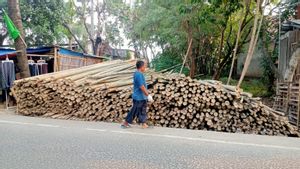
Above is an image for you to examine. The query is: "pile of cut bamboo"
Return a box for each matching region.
[12,60,299,137]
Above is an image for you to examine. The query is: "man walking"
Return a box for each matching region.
[122,60,153,129]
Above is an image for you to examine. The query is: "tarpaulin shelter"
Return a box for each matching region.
[0,46,109,108]
[0,46,109,73]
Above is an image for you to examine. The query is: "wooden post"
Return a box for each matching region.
[273,81,279,110]
[286,82,291,114]
[297,79,300,129]
[54,46,58,72]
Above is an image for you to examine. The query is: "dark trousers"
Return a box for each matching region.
[125,99,147,124]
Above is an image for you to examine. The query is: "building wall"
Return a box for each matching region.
[237,41,264,78]
[278,30,300,82]
[111,49,135,60]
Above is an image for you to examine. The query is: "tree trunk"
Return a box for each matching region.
[143,45,150,64]
[227,5,248,85]
[212,25,227,80]
[133,40,139,58]
[63,22,87,53]
[214,51,233,80]
[189,40,196,78]
[149,44,156,58]
[180,39,193,74]
[7,0,30,78]
[213,27,226,80]
[189,54,196,78]
[186,21,195,78]
[95,35,102,56]
[68,37,72,50]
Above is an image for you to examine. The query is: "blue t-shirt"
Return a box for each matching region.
[132,71,147,100]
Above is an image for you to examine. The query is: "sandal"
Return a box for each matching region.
[121,124,131,129]
[141,123,153,129]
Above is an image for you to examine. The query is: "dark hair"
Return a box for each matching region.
[136,60,145,69]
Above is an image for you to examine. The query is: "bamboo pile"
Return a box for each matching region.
[12,60,300,137]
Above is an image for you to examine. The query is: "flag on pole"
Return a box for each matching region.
[2,10,20,40]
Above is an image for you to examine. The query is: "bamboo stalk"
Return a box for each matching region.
[11,60,300,137]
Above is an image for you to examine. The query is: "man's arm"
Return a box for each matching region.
[136,73,149,96]
[140,85,149,96]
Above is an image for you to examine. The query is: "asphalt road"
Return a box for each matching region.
[1,110,300,169]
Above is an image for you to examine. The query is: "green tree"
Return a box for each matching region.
[120,0,252,79]
[0,0,8,45]
[20,0,66,46]
[8,0,30,78]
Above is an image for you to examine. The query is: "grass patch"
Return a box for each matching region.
[219,77,270,97]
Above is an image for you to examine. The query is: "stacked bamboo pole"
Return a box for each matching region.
[12,60,300,137]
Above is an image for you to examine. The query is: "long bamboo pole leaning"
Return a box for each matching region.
[237,0,263,88]
[180,39,193,74]
[14,60,123,84]
[227,6,245,85]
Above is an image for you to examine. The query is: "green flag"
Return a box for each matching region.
[2,10,20,40]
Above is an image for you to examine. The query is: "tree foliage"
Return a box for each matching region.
[0,0,9,45]
[0,0,283,84]
[1,0,126,53]
[119,0,255,79]
[20,0,66,46]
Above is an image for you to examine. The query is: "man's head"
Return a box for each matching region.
[136,60,147,72]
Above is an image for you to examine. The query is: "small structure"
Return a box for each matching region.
[0,46,109,73]
[274,19,300,128]
[0,46,109,108]
[109,49,135,60]
[97,42,135,60]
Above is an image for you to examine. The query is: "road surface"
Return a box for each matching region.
[0,110,300,169]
